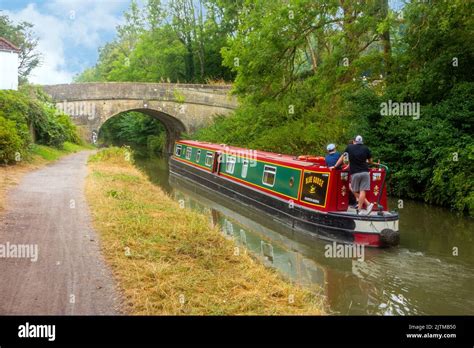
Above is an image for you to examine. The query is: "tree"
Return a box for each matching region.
[0,12,41,83]
[75,0,238,83]
[128,26,187,82]
[168,0,198,81]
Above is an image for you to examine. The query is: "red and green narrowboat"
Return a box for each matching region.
[169,140,400,247]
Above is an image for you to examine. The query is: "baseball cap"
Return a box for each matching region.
[326,143,336,151]
[355,135,363,144]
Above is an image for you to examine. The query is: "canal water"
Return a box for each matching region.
[135,156,474,315]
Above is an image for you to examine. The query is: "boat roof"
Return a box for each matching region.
[177,140,328,169]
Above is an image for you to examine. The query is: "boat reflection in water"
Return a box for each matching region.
[170,173,420,315]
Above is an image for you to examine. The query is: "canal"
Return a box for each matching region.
[135,155,474,315]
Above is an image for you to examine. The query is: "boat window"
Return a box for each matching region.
[185,147,192,160]
[262,165,277,187]
[226,156,236,174]
[175,144,182,157]
[241,160,249,178]
[195,149,201,162]
[205,152,214,167]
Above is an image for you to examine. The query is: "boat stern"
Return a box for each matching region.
[352,210,400,247]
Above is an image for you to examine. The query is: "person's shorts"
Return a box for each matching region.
[351,172,370,192]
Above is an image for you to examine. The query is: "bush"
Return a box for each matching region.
[0,115,25,164]
[0,91,32,149]
[346,82,474,216]
[34,111,67,148]
[427,143,474,216]
[57,113,81,145]
[0,88,81,155]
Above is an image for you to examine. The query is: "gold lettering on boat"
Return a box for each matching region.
[305,175,324,187]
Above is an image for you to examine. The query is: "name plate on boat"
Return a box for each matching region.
[301,172,330,207]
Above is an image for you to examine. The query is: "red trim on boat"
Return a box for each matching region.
[176,140,324,170]
[353,233,381,247]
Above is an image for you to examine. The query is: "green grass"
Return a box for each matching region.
[64,141,95,152]
[31,142,93,161]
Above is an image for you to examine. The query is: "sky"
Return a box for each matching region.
[0,0,131,84]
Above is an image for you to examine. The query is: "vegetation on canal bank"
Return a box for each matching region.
[85,147,326,315]
[0,87,83,164]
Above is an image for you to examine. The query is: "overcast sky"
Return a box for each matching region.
[1,0,130,84]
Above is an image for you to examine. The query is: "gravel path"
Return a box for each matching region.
[0,151,121,314]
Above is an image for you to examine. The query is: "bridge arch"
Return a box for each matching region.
[42,82,238,151]
[97,107,186,153]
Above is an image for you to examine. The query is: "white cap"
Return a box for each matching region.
[355,135,363,144]
[326,143,336,151]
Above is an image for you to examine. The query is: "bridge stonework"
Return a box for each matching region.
[42,82,238,151]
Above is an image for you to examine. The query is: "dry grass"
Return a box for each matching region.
[85,148,327,315]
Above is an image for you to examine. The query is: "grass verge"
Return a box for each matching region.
[0,142,93,211]
[85,147,327,315]
[30,142,94,161]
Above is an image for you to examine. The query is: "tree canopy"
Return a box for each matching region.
[74,0,238,83]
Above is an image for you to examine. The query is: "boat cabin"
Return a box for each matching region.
[172,140,388,214]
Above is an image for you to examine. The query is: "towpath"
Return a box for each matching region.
[0,151,121,314]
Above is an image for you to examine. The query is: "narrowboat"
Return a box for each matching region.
[169,140,400,247]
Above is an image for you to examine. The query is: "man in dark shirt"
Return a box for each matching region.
[330,135,374,215]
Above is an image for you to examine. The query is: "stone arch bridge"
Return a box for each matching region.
[42,82,238,152]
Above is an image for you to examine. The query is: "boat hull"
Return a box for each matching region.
[169,157,399,247]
